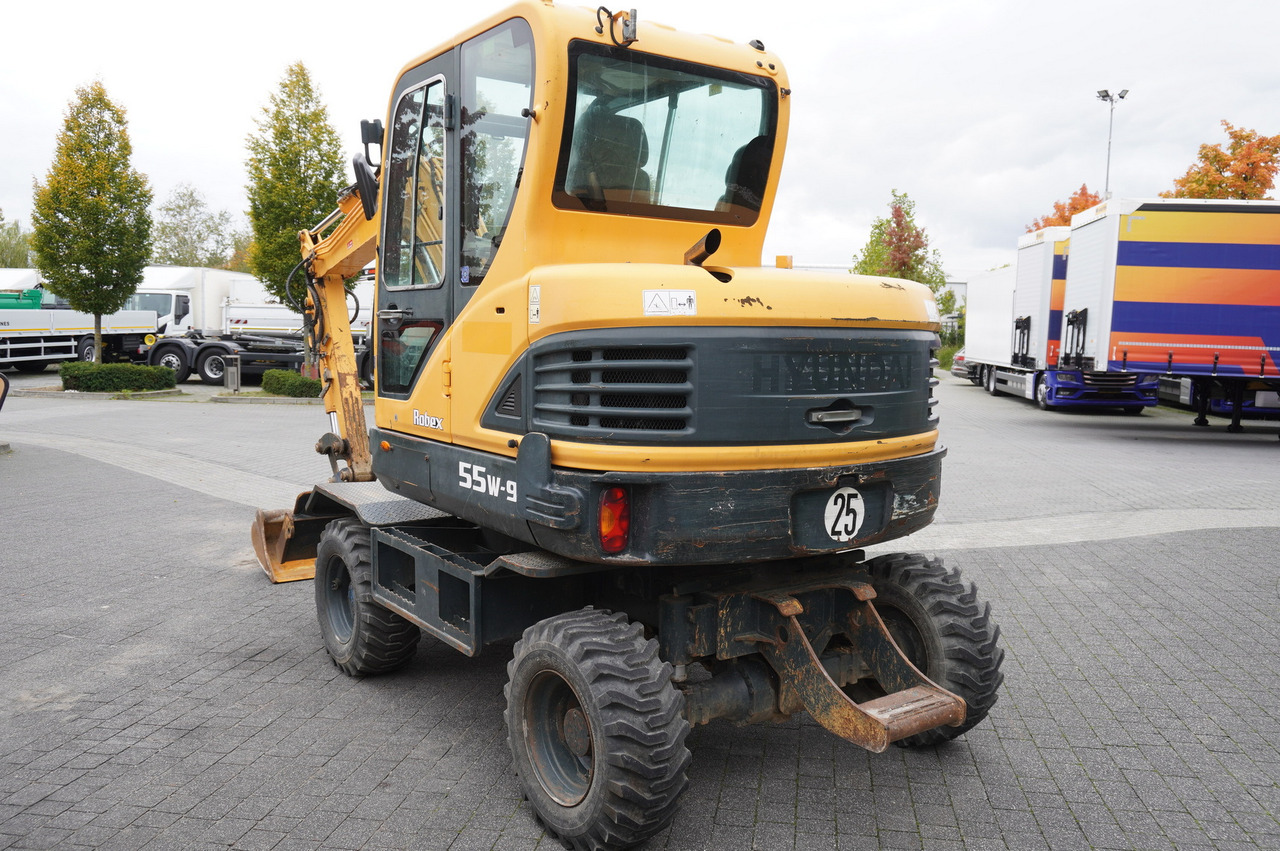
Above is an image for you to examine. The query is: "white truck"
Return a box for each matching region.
[963,224,1158,412]
[1,280,159,373]
[125,266,374,385]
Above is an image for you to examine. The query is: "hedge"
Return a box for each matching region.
[262,369,322,398]
[59,361,177,393]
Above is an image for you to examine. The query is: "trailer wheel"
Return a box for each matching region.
[76,337,96,362]
[13,360,48,374]
[196,349,227,385]
[154,347,190,383]
[865,554,1004,748]
[984,366,1001,396]
[315,518,420,676]
[506,609,690,850]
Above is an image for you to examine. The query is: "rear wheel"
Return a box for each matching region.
[865,553,1004,748]
[76,337,96,362]
[315,518,420,676]
[985,366,1001,396]
[13,361,48,374]
[196,349,227,385]
[506,609,690,850]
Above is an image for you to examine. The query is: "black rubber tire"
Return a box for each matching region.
[13,360,48,374]
[505,609,690,851]
[196,349,227,385]
[865,553,1004,748]
[1035,377,1052,411]
[76,337,96,362]
[315,518,420,676]
[984,365,1001,396]
[154,347,191,383]
[1122,406,1144,416]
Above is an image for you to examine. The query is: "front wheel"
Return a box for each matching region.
[506,609,690,850]
[154,347,191,383]
[865,553,1004,748]
[315,518,420,676]
[1035,377,1052,411]
[195,349,227,385]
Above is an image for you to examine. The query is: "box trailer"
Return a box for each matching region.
[1064,198,1280,429]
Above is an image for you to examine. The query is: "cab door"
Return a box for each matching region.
[377,55,455,432]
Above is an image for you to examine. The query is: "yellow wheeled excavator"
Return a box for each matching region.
[251,3,1004,848]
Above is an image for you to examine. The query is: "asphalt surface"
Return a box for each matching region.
[1,367,1278,850]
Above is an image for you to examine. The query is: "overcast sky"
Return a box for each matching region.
[4,0,1278,279]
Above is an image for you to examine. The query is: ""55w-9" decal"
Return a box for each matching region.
[458,462,518,503]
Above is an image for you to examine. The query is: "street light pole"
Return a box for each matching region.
[1097,89,1128,198]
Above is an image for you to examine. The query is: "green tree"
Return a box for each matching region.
[0,209,33,267]
[31,81,153,362]
[245,62,346,300]
[152,183,234,267]
[852,190,948,303]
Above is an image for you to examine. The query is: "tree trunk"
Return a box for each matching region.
[94,314,103,364]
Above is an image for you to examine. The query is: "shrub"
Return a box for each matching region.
[937,344,961,370]
[59,361,176,392]
[262,369,322,398]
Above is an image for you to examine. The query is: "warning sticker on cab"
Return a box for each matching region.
[643,290,697,317]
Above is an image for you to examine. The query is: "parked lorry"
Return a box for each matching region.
[249,4,1004,849]
[1064,197,1279,431]
[964,224,1160,411]
[0,293,158,373]
[126,266,374,384]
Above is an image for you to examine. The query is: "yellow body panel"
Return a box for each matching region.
[360,2,939,474]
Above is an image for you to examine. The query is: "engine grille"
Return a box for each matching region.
[533,346,693,434]
[1081,372,1139,389]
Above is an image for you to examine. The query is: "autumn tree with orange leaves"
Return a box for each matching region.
[1162,120,1280,200]
[1025,184,1101,232]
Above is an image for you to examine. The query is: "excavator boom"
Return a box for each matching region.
[252,184,380,582]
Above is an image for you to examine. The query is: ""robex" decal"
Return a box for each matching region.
[413,409,444,430]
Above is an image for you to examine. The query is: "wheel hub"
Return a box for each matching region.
[562,707,590,757]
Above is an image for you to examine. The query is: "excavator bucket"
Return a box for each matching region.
[251,491,346,583]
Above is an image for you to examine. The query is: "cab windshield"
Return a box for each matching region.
[552,42,776,225]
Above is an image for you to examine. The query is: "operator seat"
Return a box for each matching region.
[567,107,652,205]
[719,135,771,214]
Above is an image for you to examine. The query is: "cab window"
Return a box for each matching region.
[459,19,534,287]
[553,42,776,225]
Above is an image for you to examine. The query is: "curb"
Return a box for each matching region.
[11,388,182,400]
[212,395,325,405]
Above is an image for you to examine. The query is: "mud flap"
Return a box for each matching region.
[755,588,965,753]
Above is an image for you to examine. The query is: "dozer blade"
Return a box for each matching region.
[251,491,346,583]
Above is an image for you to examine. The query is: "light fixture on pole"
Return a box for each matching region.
[1097,89,1128,198]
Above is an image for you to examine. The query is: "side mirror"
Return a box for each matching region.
[353,155,379,221]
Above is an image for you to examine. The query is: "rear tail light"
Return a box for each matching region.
[598,487,630,554]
